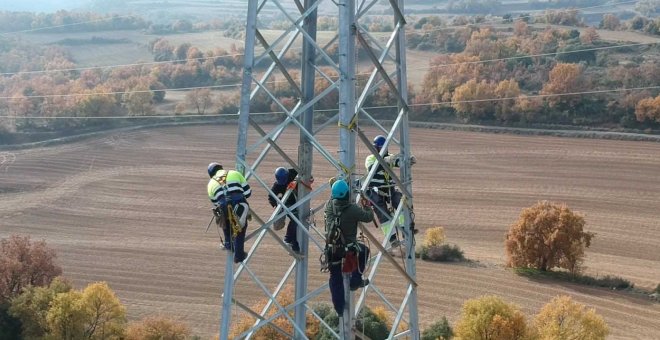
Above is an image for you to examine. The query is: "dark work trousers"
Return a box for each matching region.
[283,209,299,245]
[328,243,370,314]
[367,188,402,223]
[368,188,402,242]
[216,200,249,263]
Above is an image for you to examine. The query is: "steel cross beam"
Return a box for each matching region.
[221,0,419,337]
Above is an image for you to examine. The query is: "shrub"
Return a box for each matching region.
[534,296,608,339]
[426,244,465,262]
[515,268,633,290]
[454,295,528,340]
[317,306,389,340]
[126,315,191,340]
[418,227,465,262]
[422,316,453,340]
[0,235,62,303]
[505,201,594,273]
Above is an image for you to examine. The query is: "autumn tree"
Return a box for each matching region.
[635,95,660,123]
[505,201,595,273]
[534,296,608,340]
[47,282,126,339]
[451,79,496,122]
[454,295,528,340]
[126,315,191,340]
[8,277,72,339]
[0,235,62,303]
[600,14,620,30]
[185,88,212,114]
[494,79,522,121]
[540,63,586,109]
[124,86,154,116]
[513,20,530,36]
[580,27,600,44]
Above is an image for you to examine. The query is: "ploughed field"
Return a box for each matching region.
[1,125,659,339]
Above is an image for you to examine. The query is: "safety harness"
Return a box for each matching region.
[213,173,243,237]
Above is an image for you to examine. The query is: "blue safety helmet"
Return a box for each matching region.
[331,180,349,200]
[275,167,289,186]
[207,162,223,178]
[373,135,386,151]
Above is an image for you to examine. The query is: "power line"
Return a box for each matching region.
[407,42,657,71]
[0,83,243,100]
[3,85,657,119]
[0,37,654,100]
[0,14,141,35]
[0,0,642,76]
[0,52,248,76]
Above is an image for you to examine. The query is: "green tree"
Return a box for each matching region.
[46,282,126,340]
[47,290,86,339]
[422,317,453,340]
[505,201,594,273]
[534,296,608,340]
[454,295,528,340]
[9,277,72,339]
[80,282,126,339]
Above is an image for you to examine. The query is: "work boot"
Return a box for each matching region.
[350,278,370,291]
[234,251,247,263]
[286,241,301,254]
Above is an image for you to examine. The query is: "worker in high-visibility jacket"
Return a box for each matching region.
[207,162,252,263]
[364,135,416,247]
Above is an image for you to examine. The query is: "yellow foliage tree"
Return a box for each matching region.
[46,282,127,339]
[505,201,594,273]
[454,295,528,340]
[451,79,496,122]
[494,79,522,121]
[126,315,191,340]
[534,296,608,340]
[423,227,446,249]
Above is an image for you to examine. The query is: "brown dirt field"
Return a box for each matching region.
[1,125,659,339]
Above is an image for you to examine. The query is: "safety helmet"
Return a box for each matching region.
[331,180,349,200]
[207,162,223,178]
[275,167,289,186]
[373,135,386,151]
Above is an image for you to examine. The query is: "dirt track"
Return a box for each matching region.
[1,125,659,339]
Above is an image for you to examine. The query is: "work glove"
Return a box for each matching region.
[410,155,417,166]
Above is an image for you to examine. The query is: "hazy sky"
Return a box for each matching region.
[0,0,87,12]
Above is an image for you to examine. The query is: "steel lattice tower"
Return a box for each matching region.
[220,0,419,337]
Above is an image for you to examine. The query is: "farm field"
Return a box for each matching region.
[1,125,659,339]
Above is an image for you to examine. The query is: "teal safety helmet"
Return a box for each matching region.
[331,180,349,200]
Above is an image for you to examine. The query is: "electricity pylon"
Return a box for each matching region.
[220,0,419,338]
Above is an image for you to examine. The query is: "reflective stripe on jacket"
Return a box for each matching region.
[207,170,251,205]
[365,154,389,188]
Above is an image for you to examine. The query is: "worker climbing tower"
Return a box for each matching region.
[219,0,418,337]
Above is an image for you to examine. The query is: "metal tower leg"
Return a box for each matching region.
[294,0,318,336]
[338,0,357,335]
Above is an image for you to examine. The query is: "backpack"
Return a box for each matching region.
[322,201,346,268]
